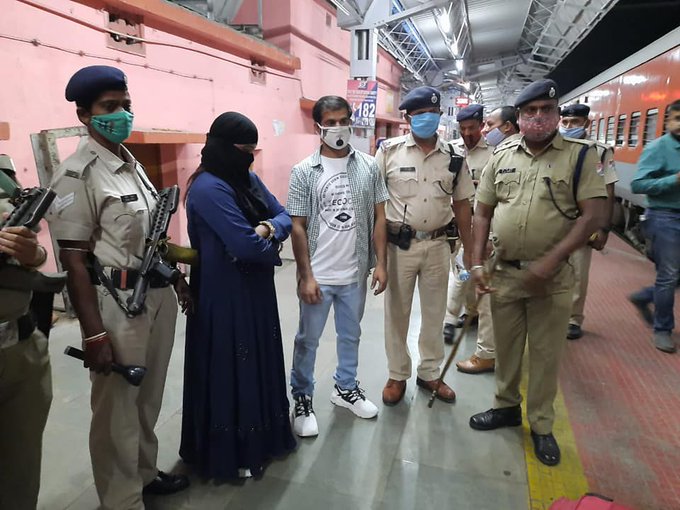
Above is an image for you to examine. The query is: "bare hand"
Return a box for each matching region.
[299,276,322,305]
[371,264,388,295]
[0,226,42,266]
[523,258,556,294]
[84,336,114,375]
[589,230,609,251]
[174,277,193,314]
[255,224,270,238]
[471,266,495,294]
[463,251,472,273]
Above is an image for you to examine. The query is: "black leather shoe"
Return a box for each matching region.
[531,431,561,466]
[469,406,522,430]
[143,471,190,495]
[566,324,583,340]
[443,323,456,344]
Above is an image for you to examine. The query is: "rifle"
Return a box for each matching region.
[0,186,66,294]
[125,185,181,317]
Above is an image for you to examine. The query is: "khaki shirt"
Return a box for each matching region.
[0,195,31,348]
[47,137,158,269]
[594,141,619,185]
[376,133,475,231]
[477,133,607,262]
[455,136,494,181]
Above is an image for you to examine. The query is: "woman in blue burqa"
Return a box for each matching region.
[180,112,296,480]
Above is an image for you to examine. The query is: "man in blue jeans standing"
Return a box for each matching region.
[629,99,680,353]
[287,95,389,437]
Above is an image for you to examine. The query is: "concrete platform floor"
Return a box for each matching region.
[38,258,530,510]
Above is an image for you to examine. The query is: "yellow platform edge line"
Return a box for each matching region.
[520,373,589,510]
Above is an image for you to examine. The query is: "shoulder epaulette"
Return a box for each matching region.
[565,137,596,148]
[379,135,408,152]
[493,137,521,154]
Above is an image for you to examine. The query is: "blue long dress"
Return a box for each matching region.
[180,171,296,480]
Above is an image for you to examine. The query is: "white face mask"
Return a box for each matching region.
[485,127,506,146]
[318,124,352,150]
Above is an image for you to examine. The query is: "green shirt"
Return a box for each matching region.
[631,133,680,210]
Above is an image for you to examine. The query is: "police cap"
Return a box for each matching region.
[560,104,590,118]
[456,103,483,122]
[399,86,440,113]
[514,79,559,109]
[65,65,128,106]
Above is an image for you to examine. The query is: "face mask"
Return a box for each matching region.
[91,110,134,144]
[519,113,559,143]
[485,127,506,146]
[559,126,586,139]
[318,125,351,150]
[410,112,440,139]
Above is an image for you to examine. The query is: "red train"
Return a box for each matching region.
[560,27,680,246]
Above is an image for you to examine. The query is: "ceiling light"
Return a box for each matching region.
[456,59,464,72]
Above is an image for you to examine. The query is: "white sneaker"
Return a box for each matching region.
[293,395,319,437]
[330,384,378,419]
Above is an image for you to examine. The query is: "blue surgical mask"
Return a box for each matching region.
[559,126,586,139]
[410,112,440,139]
[91,110,134,144]
[485,127,506,146]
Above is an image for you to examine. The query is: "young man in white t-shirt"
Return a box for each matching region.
[286,96,389,437]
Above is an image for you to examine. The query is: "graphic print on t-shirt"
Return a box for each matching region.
[318,172,356,232]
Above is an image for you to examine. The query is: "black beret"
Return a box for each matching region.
[399,86,440,113]
[560,104,590,118]
[456,103,483,122]
[514,79,559,108]
[65,65,128,105]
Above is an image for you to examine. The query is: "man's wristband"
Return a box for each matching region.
[470,265,485,271]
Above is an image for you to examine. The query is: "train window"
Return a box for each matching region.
[628,112,641,147]
[605,116,615,144]
[589,120,597,138]
[643,108,658,146]
[663,104,671,134]
[616,114,626,146]
[597,118,606,143]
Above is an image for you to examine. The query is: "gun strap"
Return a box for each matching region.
[91,256,131,315]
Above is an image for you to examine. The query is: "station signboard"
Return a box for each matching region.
[455,96,470,107]
[347,79,378,128]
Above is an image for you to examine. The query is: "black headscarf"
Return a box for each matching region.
[200,112,270,226]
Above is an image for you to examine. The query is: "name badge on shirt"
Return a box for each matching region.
[498,168,516,174]
[399,166,416,173]
[120,194,139,203]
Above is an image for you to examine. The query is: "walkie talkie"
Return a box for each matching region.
[397,204,413,250]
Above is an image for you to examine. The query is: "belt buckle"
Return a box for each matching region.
[414,231,430,241]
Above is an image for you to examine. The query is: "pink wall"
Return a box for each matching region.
[0,0,402,262]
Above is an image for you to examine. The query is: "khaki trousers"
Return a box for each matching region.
[444,246,476,324]
[92,286,177,510]
[570,245,592,326]
[490,265,572,435]
[474,293,495,360]
[385,239,450,381]
[0,330,52,510]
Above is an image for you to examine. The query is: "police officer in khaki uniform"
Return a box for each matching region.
[377,86,474,405]
[46,66,190,509]
[0,158,52,510]
[559,104,619,340]
[469,79,606,466]
[455,106,521,375]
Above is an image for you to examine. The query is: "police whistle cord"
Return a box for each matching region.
[428,256,497,409]
[64,346,147,387]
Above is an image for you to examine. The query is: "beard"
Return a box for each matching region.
[519,114,559,142]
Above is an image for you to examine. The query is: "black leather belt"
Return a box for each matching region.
[89,268,170,290]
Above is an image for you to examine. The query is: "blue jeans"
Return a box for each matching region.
[290,281,367,396]
[632,209,680,332]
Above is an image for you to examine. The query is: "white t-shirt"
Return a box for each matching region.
[311,155,358,285]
